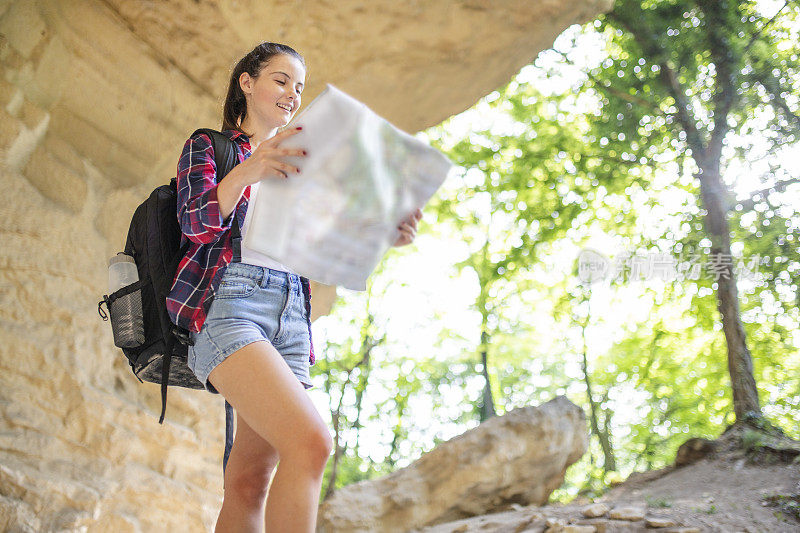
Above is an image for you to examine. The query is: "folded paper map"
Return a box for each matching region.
[241,84,454,290]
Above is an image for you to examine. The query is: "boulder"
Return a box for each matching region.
[318,396,588,532]
[582,503,610,518]
[608,505,646,521]
[674,438,717,467]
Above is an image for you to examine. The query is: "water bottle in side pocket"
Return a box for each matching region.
[107,253,146,348]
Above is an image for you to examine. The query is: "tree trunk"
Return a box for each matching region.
[323,371,356,500]
[579,295,616,471]
[386,399,408,469]
[323,406,344,501]
[608,0,764,425]
[697,164,762,421]
[476,237,497,422]
[352,349,371,457]
[581,351,616,472]
[479,328,497,421]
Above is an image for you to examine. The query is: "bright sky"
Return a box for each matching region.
[305,4,800,471]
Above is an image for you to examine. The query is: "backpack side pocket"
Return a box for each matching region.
[105,279,147,349]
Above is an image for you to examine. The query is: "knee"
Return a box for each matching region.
[225,460,278,506]
[284,426,333,474]
[305,427,334,471]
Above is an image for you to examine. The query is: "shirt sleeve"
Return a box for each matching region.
[176,132,235,245]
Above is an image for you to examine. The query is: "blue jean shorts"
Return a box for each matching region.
[188,262,314,394]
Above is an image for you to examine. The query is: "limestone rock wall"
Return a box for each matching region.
[0,0,611,531]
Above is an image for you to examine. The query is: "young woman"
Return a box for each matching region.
[167,42,422,532]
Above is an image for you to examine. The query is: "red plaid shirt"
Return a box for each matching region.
[166,129,314,365]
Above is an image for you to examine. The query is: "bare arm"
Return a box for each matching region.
[217,127,307,220]
[176,128,306,244]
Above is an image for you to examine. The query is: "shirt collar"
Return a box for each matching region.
[222,129,250,144]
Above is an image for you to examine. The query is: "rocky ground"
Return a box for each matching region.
[414,436,800,533]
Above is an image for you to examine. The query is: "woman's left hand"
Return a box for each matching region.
[392,208,423,247]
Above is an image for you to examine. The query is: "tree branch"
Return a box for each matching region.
[659,64,709,161]
[744,2,800,130]
[606,10,708,162]
[554,50,666,116]
[583,152,644,168]
[754,71,800,129]
[735,177,800,211]
[697,0,739,167]
[743,0,789,56]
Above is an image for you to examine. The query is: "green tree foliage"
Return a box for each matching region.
[424,0,800,493]
[316,0,800,502]
[588,0,800,420]
[317,257,473,499]
[427,77,655,421]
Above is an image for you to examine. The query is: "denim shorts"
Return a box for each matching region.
[188,262,313,394]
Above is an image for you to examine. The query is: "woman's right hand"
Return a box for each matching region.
[231,126,308,186]
[217,126,307,221]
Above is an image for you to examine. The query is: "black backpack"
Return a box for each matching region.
[98,128,239,474]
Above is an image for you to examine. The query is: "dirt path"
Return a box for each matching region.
[597,457,799,532]
[416,457,799,532]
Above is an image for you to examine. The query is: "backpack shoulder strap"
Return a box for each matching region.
[187,128,241,476]
[189,128,238,181]
[188,128,243,259]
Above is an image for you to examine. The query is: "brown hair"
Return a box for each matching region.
[222,42,306,135]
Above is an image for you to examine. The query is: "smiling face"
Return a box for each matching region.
[239,53,306,134]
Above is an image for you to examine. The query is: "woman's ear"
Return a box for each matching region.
[239,72,253,95]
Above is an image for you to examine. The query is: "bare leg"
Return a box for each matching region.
[208,340,332,533]
[214,412,279,533]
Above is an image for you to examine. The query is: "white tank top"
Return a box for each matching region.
[239,181,297,274]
